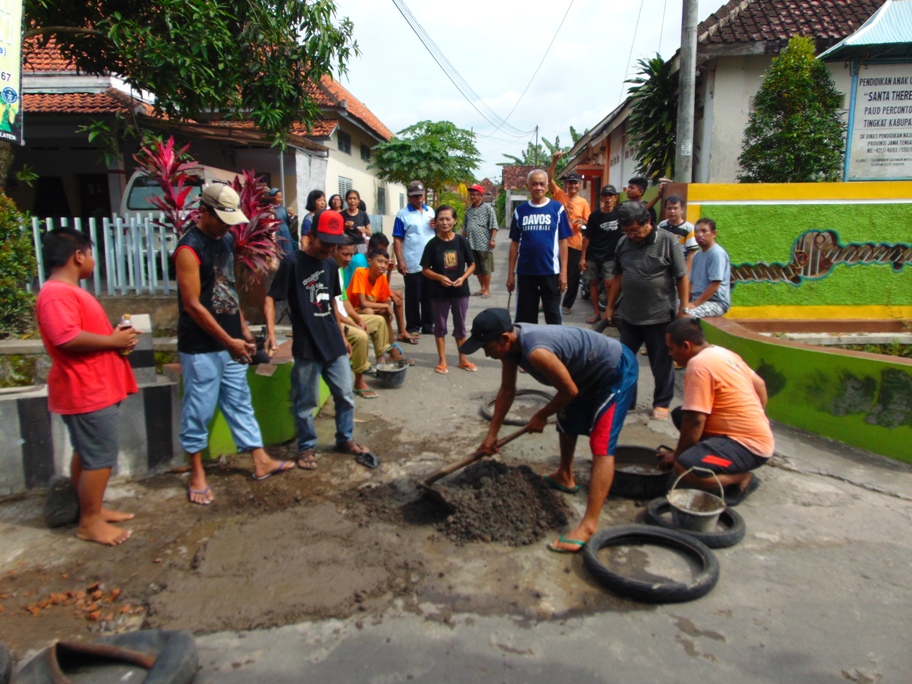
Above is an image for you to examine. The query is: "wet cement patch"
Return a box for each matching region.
[145,502,430,633]
[431,461,569,546]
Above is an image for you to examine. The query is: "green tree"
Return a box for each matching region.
[0,195,35,338]
[625,54,678,182]
[498,128,587,173]
[24,0,357,146]
[370,121,481,199]
[738,36,846,183]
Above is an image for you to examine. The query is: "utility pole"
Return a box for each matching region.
[534,125,539,166]
[675,0,698,183]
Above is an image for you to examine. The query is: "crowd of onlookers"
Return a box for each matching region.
[34,162,741,548]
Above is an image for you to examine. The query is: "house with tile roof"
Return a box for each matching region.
[11,40,406,228]
[499,165,537,226]
[562,0,887,192]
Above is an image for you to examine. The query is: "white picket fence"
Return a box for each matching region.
[29,214,179,297]
[28,213,384,297]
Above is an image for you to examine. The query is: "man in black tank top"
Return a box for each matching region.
[175,184,293,505]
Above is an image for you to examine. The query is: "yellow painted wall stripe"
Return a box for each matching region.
[727,305,912,320]
[687,182,912,202]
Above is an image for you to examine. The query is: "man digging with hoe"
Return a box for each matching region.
[461,308,639,553]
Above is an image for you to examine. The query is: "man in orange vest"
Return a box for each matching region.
[548,152,590,315]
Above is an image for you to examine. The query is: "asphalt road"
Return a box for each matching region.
[187,239,912,683]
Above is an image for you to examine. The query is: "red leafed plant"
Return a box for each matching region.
[132,136,201,236]
[230,170,279,280]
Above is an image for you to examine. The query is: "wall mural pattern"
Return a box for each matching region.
[732,230,912,285]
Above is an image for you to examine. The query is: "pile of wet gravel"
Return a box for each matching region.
[434,460,569,546]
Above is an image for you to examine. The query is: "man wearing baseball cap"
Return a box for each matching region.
[548,153,591,315]
[392,180,436,335]
[175,183,293,505]
[580,184,622,324]
[460,308,638,554]
[462,184,498,298]
[265,210,376,470]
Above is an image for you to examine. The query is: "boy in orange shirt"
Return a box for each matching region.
[35,228,139,545]
[347,248,398,344]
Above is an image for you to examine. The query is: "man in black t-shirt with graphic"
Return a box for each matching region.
[265,210,376,470]
[579,185,622,324]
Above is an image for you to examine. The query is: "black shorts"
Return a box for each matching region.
[677,436,768,475]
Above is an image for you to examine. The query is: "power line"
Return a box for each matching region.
[660,0,669,54]
[479,0,576,139]
[390,0,534,136]
[620,0,647,103]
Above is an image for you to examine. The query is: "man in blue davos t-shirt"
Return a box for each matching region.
[507,169,572,324]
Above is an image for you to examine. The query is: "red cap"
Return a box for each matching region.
[311,210,348,244]
[468,184,485,194]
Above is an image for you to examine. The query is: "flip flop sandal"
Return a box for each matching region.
[723,475,761,506]
[355,451,382,469]
[543,475,580,494]
[457,362,477,372]
[335,440,371,456]
[187,486,212,505]
[297,450,318,470]
[251,460,294,481]
[547,535,587,554]
[435,365,449,374]
[354,388,380,399]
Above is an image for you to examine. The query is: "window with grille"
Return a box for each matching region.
[360,143,371,162]
[339,177,352,197]
[338,130,352,154]
[377,187,386,215]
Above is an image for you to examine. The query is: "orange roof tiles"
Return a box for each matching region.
[311,75,394,141]
[23,38,75,72]
[23,89,153,115]
[699,0,886,50]
[502,166,537,191]
[21,41,393,142]
[299,119,338,138]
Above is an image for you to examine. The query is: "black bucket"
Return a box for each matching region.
[375,361,408,389]
[610,445,675,499]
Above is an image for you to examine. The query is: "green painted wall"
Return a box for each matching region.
[703,204,912,308]
[192,366,329,459]
[703,322,912,463]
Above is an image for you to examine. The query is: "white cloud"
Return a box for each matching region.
[333,0,725,180]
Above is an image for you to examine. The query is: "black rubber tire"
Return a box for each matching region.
[583,525,720,603]
[480,389,554,425]
[644,497,747,549]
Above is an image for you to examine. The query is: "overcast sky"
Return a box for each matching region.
[332,0,724,181]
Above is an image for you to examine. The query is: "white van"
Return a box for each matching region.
[118,165,238,254]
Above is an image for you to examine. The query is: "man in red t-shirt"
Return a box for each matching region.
[661,317,773,505]
[36,228,139,546]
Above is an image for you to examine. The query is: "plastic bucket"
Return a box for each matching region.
[375,361,408,389]
[667,468,725,533]
[610,445,676,499]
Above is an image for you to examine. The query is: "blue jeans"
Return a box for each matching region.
[179,351,263,454]
[292,355,355,451]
